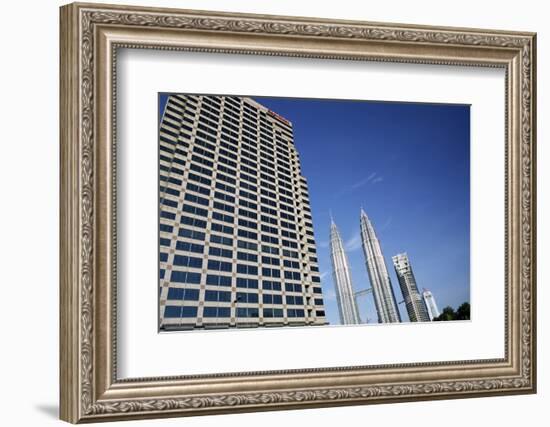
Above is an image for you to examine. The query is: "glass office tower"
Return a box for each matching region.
[422,288,440,320]
[392,253,430,322]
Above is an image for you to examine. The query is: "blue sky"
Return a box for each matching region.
[252,96,470,325]
[159,94,470,325]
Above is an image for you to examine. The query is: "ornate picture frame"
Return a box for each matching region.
[60,2,536,423]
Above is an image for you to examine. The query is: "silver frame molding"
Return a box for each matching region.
[60,2,537,423]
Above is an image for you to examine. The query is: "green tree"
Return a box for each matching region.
[433,306,456,321]
[432,302,470,321]
[455,302,470,320]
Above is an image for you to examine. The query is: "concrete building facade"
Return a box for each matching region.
[158,94,326,330]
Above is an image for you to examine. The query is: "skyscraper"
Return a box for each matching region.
[359,209,401,323]
[392,253,430,322]
[158,94,326,330]
[329,219,361,325]
[422,288,440,320]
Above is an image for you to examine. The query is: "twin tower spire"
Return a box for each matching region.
[330,209,428,324]
[329,218,361,324]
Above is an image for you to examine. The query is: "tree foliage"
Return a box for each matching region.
[432,302,470,321]
[455,302,470,320]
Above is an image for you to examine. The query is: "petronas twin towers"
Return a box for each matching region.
[329,220,361,324]
[359,210,402,323]
[330,209,430,324]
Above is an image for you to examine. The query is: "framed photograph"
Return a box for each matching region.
[59,2,537,423]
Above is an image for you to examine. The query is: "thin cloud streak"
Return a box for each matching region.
[379,216,393,232]
[334,171,381,199]
[323,287,337,301]
[350,172,377,190]
[344,231,362,252]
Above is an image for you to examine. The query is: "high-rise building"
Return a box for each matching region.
[329,219,361,325]
[359,209,401,323]
[158,94,326,330]
[392,253,430,322]
[422,288,440,320]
